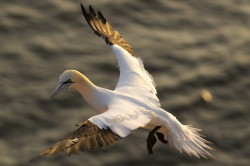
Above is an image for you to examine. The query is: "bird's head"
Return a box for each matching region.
[51,70,84,98]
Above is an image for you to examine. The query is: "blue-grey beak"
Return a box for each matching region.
[51,82,72,99]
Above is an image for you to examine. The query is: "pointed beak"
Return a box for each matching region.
[51,83,72,99]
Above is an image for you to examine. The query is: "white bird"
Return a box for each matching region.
[31,3,215,161]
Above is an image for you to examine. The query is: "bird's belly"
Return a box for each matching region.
[142,110,169,134]
[142,123,167,134]
[143,124,155,130]
[88,101,107,114]
[82,90,109,114]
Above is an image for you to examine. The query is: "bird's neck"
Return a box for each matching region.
[72,74,108,113]
[73,74,96,98]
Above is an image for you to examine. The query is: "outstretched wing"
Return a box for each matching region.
[111,45,160,107]
[30,120,120,162]
[81,4,160,106]
[30,102,152,162]
[81,4,134,56]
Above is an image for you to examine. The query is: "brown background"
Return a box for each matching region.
[0,0,249,166]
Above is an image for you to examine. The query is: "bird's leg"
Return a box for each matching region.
[147,126,161,156]
[156,132,168,144]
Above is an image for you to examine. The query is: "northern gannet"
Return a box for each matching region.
[30,3,215,161]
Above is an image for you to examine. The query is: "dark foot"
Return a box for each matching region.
[147,126,161,156]
[156,132,168,144]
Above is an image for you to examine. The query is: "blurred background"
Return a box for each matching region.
[0,0,249,166]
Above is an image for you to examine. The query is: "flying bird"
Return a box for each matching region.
[30,3,215,162]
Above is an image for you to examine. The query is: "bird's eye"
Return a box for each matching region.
[63,79,73,84]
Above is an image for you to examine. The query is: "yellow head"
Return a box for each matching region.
[51,70,85,98]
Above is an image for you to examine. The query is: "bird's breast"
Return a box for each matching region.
[82,87,111,114]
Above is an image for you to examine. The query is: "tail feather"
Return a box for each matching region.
[166,119,216,159]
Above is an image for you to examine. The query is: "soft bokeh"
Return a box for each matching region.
[0,0,249,166]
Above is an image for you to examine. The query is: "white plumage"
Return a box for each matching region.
[31,4,215,161]
[87,45,214,158]
[112,45,160,106]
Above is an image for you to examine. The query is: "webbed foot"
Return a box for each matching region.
[147,126,161,155]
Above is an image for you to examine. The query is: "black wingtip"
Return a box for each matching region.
[80,4,84,10]
[98,11,106,24]
[89,5,96,16]
[80,4,87,16]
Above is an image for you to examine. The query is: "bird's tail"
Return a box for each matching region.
[162,113,216,159]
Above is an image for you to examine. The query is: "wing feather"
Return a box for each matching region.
[112,45,160,107]
[81,4,159,106]
[89,102,152,137]
[30,120,120,162]
[81,4,135,56]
